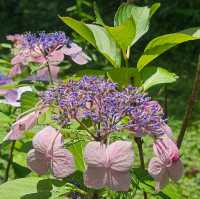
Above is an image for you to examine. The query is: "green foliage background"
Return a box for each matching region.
[0,0,200,198]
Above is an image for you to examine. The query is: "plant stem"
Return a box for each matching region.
[47,63,53,85]
[135,137,148,199]
[4,141,16,182]
[177,55,200,149]
[123,50,129,67]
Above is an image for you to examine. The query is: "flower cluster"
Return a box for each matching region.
[7,32,90,80]
[4,76,183,192]
[41,76,168,139]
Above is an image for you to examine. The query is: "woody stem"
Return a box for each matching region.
[177,55,200,148]
[135,137,148,199]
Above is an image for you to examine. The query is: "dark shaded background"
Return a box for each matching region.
[0,0,200,118]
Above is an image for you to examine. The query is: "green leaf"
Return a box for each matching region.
[150,3,161,17]
[59,16,96,46]
[0,177,48,199]
[0,43,12,49]
[20,92,39,112]
[107,68,141,87]
[86,24,121,67]
[93,1,105,26]
[60,16,121,67]
[142,67,178,91]
[106,17,136,50]
[68,141,86,172]
[137,27,200,71]
[114,3,157,45]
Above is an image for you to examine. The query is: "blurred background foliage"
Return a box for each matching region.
[0,0,200,198]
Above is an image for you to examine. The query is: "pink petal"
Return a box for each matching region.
[107,141,134,172]
[31,55,46,64]
[71,52,89,65]
[84,166,107,189]
[155,172,169,192]
[11,54,26,65]
[51,148,75,178]
[62,43,82,56]
[27,149,49,175]
[161,123,173,138]
[84,141,107,167]
[36,65,60,80]
[33,126,63,154]
[5,111,40,140]
[148,157,166,180]
[148,157,169,191]
[107,170,131,191]
[9,64,23,77]
[48,50,64,65]
[153,135,180,166]
[168,159,183,182]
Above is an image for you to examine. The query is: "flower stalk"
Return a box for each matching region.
[135,137,148,199]
[4,141,16,182]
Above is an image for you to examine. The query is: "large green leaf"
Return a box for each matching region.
[137,27,200,71]
[107,68,141,87]
[106,17,136,50]
[142,67,178,91]
[0,177,51,199]
[60,17,121,67]
[114,3,159,45]
[86,24,121,67]
[59,16,96,46]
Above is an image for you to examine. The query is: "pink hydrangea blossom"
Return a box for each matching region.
[148,135,183,191]
[27,126,75,178]
[84,141,134,191]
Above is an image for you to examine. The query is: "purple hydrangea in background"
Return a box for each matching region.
[40,76,169,139]
[7,32,90,79]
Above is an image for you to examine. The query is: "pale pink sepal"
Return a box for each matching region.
[148,156,183,192]
[84,141,134,191]
[27,126,75,178]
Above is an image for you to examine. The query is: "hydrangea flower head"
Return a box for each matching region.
[41,76,168,139]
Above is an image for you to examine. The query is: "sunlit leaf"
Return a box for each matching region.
[137,27,200,71]
[114,3,158,45]
[86,24,121,67]
[106,17,136,50]
[142,67,178,90]
[0,177,67,199]
[60,16,121,67]
[59,16,96,46]
[20,92,39,112]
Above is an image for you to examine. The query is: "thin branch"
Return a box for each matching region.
[4,141,16,182]
[177,55,200,148]
[46,62,54,85]
[135,137,148,199]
